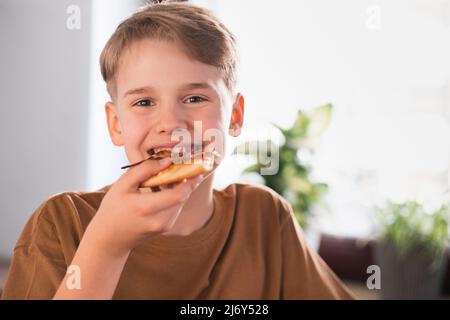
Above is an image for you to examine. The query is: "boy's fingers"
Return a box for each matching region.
[119,158,173,192]
[136,174,204,213]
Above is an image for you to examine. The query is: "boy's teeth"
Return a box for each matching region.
[150,144,205,155]
[172,145,185,153]
[154,147,172,153]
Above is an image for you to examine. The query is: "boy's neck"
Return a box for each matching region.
[164,173,215,236]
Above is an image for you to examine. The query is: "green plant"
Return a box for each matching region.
[375,201,450,260]
[233,103,333,228]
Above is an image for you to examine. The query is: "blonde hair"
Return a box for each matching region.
[100,1,238,99]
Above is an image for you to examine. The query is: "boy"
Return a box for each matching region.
[1,1,354,299]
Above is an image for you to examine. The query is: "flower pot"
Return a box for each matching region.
[375,242,447,299]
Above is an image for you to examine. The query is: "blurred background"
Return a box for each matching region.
[1,0,450,299]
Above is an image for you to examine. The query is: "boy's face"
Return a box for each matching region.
[105,39,244,165]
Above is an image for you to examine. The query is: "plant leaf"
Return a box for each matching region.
[242,163,263,175]
[306,103,333,138]
[289,110,310,139]
[271,122,290,139]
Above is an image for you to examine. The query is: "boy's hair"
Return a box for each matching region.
[100,1,238,99]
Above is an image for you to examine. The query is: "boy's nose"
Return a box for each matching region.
[153,105,188,134]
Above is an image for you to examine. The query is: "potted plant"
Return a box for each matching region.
[374,200,450,299]
[233,103,332,232]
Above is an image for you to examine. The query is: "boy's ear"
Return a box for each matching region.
[105,101,124,146]
[228,93,245,137]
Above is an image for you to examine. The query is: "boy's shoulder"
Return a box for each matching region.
[227,182,287,203]
[38,185,110,218]
[221,183,294,224]
[21,185,111,242]
[229,183,288,204]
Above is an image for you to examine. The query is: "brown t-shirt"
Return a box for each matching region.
[1,183,354,300]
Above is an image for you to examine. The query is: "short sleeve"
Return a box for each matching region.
[1,201,67,300]
[279,200,355,299]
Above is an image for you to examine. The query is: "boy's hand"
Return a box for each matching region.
[86,158,204,256]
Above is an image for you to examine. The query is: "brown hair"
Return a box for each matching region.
[100,1,238,99]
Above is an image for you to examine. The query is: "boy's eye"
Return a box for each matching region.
[184,96,207,104]
[133,99,154,107]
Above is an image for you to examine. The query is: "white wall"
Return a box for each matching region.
[0,0,140,257]
[87,0,140,191]
[0,0,92,256]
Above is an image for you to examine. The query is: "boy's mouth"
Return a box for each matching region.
[121,142,218,170]
[147,142,213,158]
